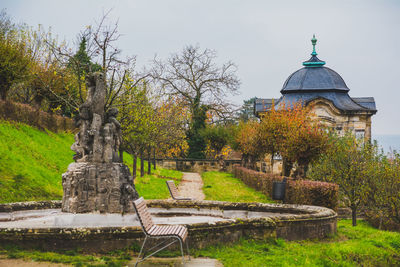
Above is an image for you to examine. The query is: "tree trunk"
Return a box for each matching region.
[250,156,256,170]
[351,206,357,227]
[303,163,309,178]
[132,154,137,179]
[0,88,7,101]
[147,147,151,175]
[140,148,144,177]
[351,205,357,226]
[282,160,293,177]
[153,148,156,170]
[270,153,274,174]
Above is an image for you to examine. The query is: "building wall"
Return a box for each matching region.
[258,99,374,175]
[309,99,372,140]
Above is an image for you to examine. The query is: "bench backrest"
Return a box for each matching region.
[166,180,179,199]
[133,197,154,234]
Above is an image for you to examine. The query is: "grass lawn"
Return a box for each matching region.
[135,167,183,199]
[194,219,400,267]
[0,245,132,266]
[202,171,272,203]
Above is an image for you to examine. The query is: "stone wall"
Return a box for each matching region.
[155,159,241,173]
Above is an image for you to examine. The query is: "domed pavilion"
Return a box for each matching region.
[254,35,377,140]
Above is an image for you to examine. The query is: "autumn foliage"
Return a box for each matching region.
[236,101,330,176]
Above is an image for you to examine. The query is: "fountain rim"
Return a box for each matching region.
[0,199,337,251]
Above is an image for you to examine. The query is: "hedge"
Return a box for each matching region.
[0,100,75,132]
[233,166,338,211]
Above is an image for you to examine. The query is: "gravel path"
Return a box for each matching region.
[177,172,205,200]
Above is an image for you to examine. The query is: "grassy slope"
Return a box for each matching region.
[202,171,272,203]
[0,121,182,203]
[0,121,74,203]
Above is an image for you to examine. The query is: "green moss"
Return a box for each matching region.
[202,171,272,203]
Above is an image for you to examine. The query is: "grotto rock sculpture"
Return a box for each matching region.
[62,72,138,213]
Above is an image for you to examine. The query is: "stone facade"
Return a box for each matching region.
[62,72,138,213]
[309,99,373,140]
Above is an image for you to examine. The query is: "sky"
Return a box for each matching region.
[2,0,400,135]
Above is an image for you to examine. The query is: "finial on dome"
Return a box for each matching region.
[302,34,325,67]
[311,34,317,56]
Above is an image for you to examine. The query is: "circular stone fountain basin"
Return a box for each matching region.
[0,200,337,252]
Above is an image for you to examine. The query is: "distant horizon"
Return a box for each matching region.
[373,134,400,153]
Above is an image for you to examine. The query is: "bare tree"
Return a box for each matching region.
[152,45,240,116]
[46,10,148,112]
[151,45,240,158]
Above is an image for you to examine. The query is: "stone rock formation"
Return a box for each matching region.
[62,72,138,213]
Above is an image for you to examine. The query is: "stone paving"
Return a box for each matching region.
[0,208,228,228]
[177,172,205,200]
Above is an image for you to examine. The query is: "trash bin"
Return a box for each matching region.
[272,178,287,200]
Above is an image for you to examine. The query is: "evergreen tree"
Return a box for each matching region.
[68,37,101,78]
[238,97,257,122]
[187,104,207,158]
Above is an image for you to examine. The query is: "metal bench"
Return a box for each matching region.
[133,197,191,266]
[166,180,194,200]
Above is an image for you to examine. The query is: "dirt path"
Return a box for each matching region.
[177,172,205,200]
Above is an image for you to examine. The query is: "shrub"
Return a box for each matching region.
[285,179,338,210]
[0,100,75,132]
[233,166,338,210]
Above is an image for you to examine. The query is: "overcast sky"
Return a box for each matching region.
[2,0,400,135]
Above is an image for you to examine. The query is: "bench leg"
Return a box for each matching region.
[178,238,185,266]
[186,239,191,261]
[135,235,148,267]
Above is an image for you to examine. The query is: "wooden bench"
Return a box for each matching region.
[133,197,191,266]
[166,180,194,200]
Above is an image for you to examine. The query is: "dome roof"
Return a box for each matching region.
[281,66,350,93]
[255,35,377,116]
[281,35,349,94]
